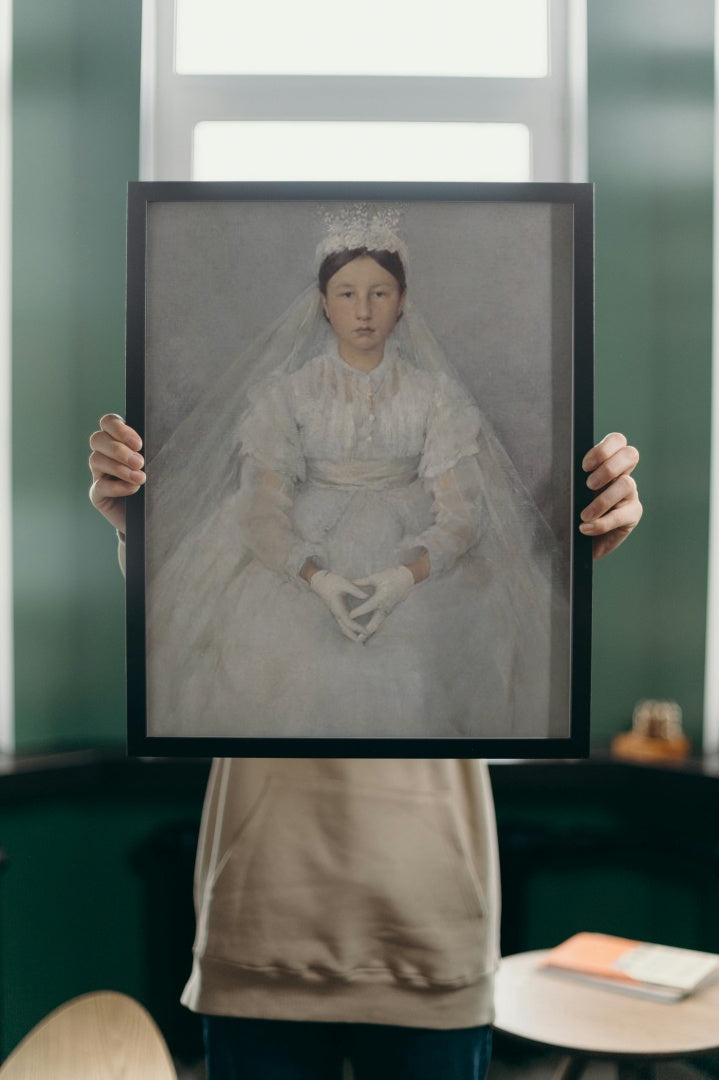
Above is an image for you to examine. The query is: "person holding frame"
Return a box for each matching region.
[90,417,640,1079]
[90,216,642,1079]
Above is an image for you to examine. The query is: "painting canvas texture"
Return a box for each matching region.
[138,194,578,745]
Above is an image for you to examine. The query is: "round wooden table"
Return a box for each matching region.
[494,949,719,1079]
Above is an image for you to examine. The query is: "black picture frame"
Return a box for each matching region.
[126,180,593,758]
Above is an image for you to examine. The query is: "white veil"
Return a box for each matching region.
[144,231,568,738]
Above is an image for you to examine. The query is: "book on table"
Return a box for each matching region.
[539,932,719,1002]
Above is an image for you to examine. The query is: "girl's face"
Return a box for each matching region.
[321,255,405,369]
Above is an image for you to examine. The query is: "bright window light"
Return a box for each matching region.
[176,0,548,78]
[193,121,532,182]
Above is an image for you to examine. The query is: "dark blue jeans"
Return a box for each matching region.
[203,1015,492,1080]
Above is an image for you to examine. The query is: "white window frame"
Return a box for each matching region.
[141,0,587,183]
[0,0,13,752]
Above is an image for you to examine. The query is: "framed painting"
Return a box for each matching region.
[126,181,593,757]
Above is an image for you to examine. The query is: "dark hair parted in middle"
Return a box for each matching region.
[318,247,407,295]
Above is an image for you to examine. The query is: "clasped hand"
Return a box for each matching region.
[311,566,414,644]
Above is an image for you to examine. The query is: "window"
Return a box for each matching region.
[141,0,587,183]
[174,0,549,78]
[192,121,532,182]
[0,0,12,751]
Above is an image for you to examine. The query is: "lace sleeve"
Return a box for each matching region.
[418,372,482,479]
[238,378,306,481]
[405,373,484,575]
[404,456,485,576]
[236,380,323,578]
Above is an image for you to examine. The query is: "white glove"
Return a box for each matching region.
[351,566,415,641]
[310,569,369,643]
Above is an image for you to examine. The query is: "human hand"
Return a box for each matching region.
[88,414,145,535]
[351,566,415,641]
[580,432,642,560]
[309,570,370,643]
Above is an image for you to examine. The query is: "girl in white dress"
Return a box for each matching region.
[146,217,563,740]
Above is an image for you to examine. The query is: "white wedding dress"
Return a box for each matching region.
[146,337,560,740]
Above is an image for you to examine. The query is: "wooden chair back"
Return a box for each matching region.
[0,991,178,1079]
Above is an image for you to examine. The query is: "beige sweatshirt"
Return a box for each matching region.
[120,539,501,1029]
[180,756,501,1029]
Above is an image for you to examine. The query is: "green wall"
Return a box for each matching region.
[10,1,716,750]
[12,0,142,751]
[587,0,714,748]
[0,775,206,1058]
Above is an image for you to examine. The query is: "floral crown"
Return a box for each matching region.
[314,204,408,273]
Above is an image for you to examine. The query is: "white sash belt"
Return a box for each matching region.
[306,456,420,490]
